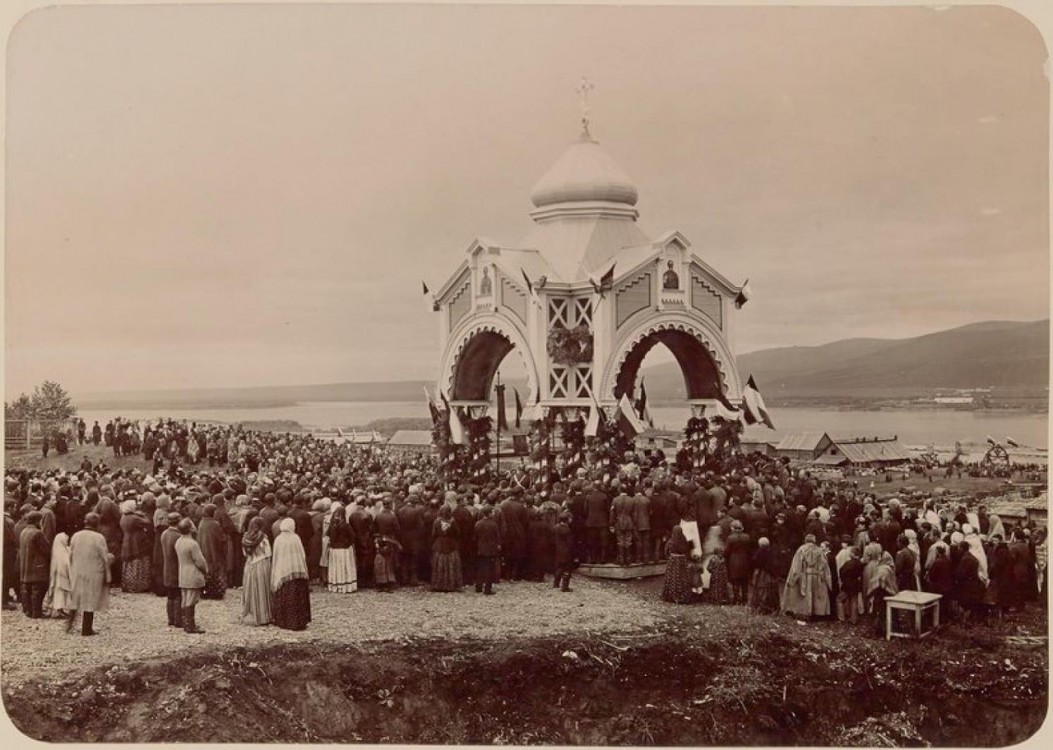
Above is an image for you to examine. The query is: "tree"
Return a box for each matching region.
[4,381,76,433]
[4,393,33,420]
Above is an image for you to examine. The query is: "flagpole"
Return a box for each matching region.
[494,371,501,476]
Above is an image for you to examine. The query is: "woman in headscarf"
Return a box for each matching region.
[151,494,171,597]
[197,504,227,600]
[749,537,781,614]
[43,532,72,617]
[240,517,272,626]
[319,500,337,586]
[430,505,463,592]
[987,514,1007,543]
[962,524,989,585]
[326,504,357,593]
[700,547,729,605]
[271,518,311,631]
[864,550,898,636]
[661,521,696,605]
[903,529,922,589]
[119,499,154,593]
[94,491,124,588]
[924,541,953,624]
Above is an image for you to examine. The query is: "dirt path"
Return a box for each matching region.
[1,578,1047,745]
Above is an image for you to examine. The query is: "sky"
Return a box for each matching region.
[4,3,1049,397]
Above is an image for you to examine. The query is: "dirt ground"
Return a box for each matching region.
[1,576,1047,745]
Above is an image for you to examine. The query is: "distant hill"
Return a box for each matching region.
[644,319,1049,403]
[76,380,431,410]
[73,319,1048,410]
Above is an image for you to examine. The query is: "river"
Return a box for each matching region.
[74,402,1049,450]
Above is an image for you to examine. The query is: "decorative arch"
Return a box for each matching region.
[440,316,540,404]
[600,315,742,402]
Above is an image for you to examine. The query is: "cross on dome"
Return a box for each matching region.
[576,76,595,139]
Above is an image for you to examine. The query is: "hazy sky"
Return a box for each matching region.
[4,3,1049,396]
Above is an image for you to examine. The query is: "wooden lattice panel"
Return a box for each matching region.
[690,276,722,328]
[616,273,652,328]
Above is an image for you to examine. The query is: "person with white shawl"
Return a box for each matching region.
[271,518,311,631]
[962,524,989,585]
[43,532,72,617]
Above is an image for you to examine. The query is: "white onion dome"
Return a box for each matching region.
[529,136,639,208]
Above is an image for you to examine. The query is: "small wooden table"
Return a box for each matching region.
[885,591,942,640]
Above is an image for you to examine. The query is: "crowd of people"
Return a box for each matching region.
[4,417,1048,639]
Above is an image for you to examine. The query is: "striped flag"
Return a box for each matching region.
[614,393,646,439]
[585,392,605,437]
[424,386,441,426]
[743,375,775,429]
[448,405,467,445]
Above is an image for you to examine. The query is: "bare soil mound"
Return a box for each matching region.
[3,621,1046,745]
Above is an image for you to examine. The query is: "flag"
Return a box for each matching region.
[1006,436,1019,448]
[743,375,775,429]
[713,378,739,412]
[635,380,654,428]
[520,269,534,295]
[711,401,742,422]
[585,392,605,437]
[495,383,508,432]
[986,435,996,446]
[514,388,524,428]
[589,263,616,297]
[614,393,646,439]
[449,405,467,445]
[421,280,430,295]
[424,386,441,425]
[735,279,752,308]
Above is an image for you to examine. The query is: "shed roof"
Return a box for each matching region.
[387,430,434,447]
[776,432,831,452]
[832,438,911,464]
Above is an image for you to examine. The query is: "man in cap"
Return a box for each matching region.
[18,511,50,618]
[160,512,184,628]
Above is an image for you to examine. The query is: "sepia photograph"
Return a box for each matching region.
[2,0,1050,745]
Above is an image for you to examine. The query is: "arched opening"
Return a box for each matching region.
[450,330,532,408]
[613,329,724,426]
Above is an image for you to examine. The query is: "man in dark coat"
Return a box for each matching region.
[610,486,636,566]
[91,421,102,445]
[724,520,753,605]
[632,488,651,564]
[553,512,574,592]
[258,494,280,540]
[649,485,671,562]
[583,483,610,564]
[452,496,476,585]
[474,505,501,595]
[3,504,19,609]
[395,495,425,586]
[499,491,529,579]
[160,513,184,628]
[287,497,314,570]
[18,511,50,618]
[954,541,986,624]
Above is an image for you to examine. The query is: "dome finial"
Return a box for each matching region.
[576,76,595,140]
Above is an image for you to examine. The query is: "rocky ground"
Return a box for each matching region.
[1,575,1048,745]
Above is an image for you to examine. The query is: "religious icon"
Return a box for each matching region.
[479,265,493,296]
[662,259,680,290]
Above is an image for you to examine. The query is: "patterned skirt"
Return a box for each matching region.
[273,579,311,631]
[327,548,358,593]
[121,557,153,594]
[431,551,463,592]
[203,566,227,600]
[749,569,780,614]
[662,554,694,604]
